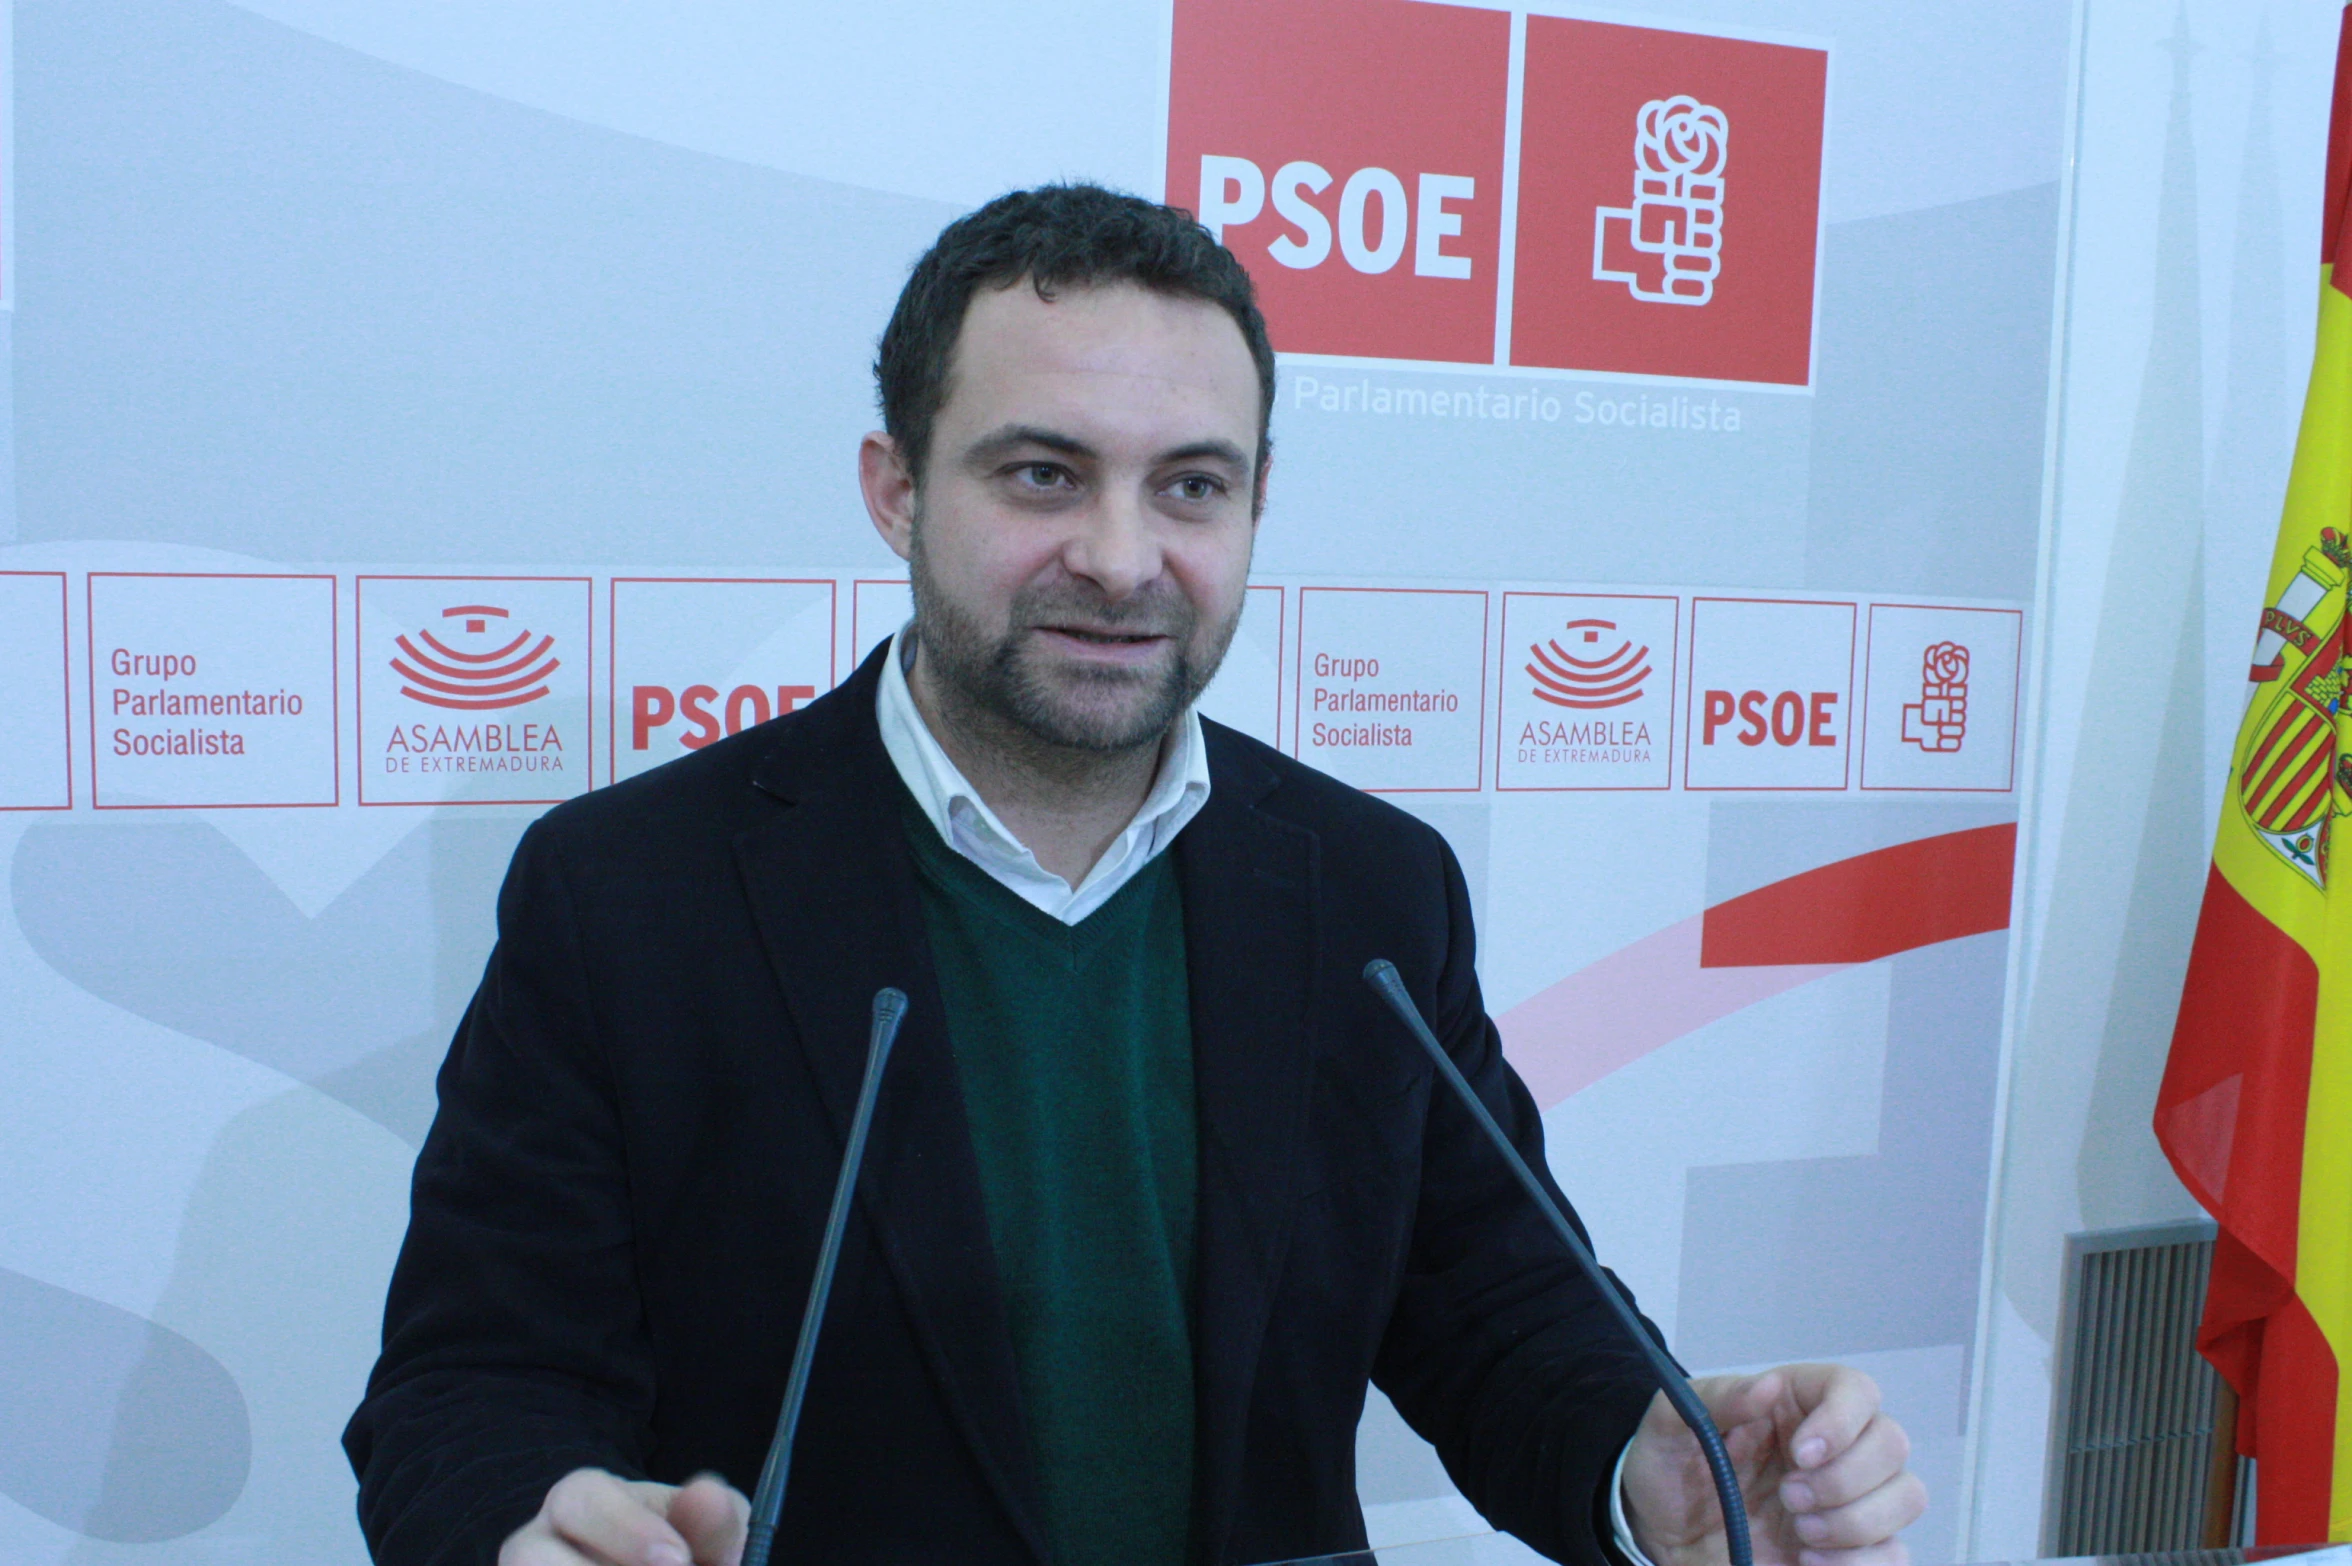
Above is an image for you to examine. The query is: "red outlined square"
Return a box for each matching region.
[1511,17,1826,385]
[607,578,837,785]
[1495,591,1678,791]
[357,575,592,807]
[87,572,340,810]
[1859,603,2024,792]
[0,571,72,810]
[1682,596,1855,791]
[1199,583,1286,748]
[1294,585,1487,792]
[1168,0,1509,364]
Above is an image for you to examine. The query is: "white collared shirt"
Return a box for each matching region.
[875,629,1213,925]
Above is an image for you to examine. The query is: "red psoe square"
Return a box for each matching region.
[1167,0,1509,365]
[1510,18,1826,386]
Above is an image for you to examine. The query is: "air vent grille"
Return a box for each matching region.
[2046,1221,2236,1554]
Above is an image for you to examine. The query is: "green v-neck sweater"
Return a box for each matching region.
[901,804,1200,1566]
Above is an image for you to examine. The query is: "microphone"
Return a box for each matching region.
[742,986,910,1566]
[1360,959,1753,1566]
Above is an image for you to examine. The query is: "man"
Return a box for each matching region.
[345,185,1926,1566]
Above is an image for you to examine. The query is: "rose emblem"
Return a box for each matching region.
[1922,642,1970,688]
[1636,95,1729,180]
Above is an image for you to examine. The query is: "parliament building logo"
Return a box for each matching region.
[1498,593,1676,792]
[358,576,592,806]
[1168,0,1825,385]
[1526,618,1653,711]
[389,605,560,711]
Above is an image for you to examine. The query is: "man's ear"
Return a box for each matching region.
[859,432,919,562]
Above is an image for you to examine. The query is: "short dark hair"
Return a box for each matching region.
[875,183,1276,491]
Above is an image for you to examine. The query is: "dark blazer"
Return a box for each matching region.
[344,644,1664,1566]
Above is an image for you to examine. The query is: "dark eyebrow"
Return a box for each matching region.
[958,425,1252,476]
[1156,439,1253,474]
[961,424,1099,467]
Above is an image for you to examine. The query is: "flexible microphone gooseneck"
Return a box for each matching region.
[741,986,910,1566]
[1360,959,1753,1566]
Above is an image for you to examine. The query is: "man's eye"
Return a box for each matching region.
[1018,464,1068,488]
[1172,475,1223,502]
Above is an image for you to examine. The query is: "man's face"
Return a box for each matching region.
[869,280,1262,755]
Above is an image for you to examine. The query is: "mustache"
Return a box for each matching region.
[1010,583,1196,638]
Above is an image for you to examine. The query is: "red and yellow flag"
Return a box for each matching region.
[2158,7,2352,1541]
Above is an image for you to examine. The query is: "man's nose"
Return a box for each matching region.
[1062,488,1163,601]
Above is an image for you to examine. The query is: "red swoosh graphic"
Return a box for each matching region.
[1699,823,2017,966]
[1500,824,2017,1108]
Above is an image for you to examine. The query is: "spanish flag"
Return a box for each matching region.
[2158,8,2352,1541]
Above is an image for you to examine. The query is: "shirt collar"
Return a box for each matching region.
[875,628,1213,913]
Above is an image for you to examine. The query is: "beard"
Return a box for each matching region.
[907,523,1244,755]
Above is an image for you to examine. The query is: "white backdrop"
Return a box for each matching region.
[0,1,2118,1560]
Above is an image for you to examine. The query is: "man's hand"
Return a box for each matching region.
[1620,1364,1925,1566]
[499,1469,750,1566]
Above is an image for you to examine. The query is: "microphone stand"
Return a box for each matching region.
[1362,959,1753,1566]
[741,987,910,1566]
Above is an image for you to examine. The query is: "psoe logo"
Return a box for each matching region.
[1166,0,1509,366]
[1527,618,1651,710]
[1197,158,1478,282]
[1594,95,1729,307]
[1168,0,1825,385]
[630,682,815,753]
[1510,16,1825,385]
[1901,642,1969,753]
[391,605,558,711]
